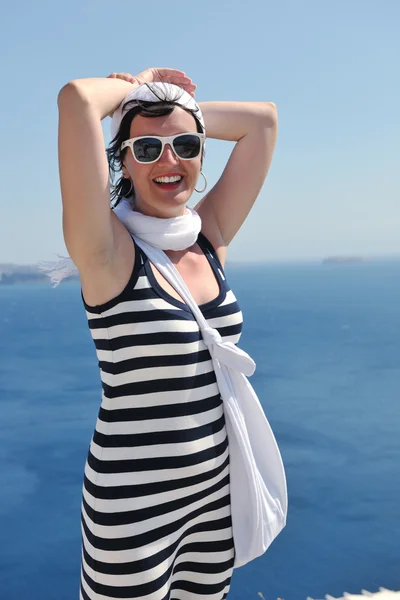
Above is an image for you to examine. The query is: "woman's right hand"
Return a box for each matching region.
[107,68,197,96]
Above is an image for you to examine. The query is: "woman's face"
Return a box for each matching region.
[122,107,202,218]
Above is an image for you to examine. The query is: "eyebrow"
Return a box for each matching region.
[130,131,197,137]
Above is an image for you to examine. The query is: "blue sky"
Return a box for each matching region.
[1,0,399,263]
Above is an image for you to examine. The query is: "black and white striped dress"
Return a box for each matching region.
[80,232,243,600]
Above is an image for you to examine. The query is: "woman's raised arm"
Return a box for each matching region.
[58,77,136,271]
[194,101,278,246]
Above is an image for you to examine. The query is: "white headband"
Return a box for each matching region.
[111,82,205,140]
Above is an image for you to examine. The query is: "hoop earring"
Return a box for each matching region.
[113,178,133,197]
[195,171,208,194]
[124,179,133,196]
[113,179,133,198]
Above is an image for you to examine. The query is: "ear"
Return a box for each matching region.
[121,163,130,179]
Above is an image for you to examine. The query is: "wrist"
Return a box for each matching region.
[60,78,138,120]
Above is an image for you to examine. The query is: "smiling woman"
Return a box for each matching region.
[50,67,284,600]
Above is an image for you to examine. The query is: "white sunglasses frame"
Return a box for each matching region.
[120,133,205,164]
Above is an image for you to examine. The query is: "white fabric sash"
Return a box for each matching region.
[133,236,288,569]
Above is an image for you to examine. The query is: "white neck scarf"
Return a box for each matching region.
[39,200,202,286]
[114,199,202,250]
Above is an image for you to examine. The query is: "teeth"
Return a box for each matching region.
[154,175,182,184]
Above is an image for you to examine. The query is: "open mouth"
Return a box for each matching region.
[153,175,184,188]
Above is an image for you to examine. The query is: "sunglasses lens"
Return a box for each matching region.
[133,138,162,163]
[173,135,201,159]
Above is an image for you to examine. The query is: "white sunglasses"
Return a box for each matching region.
[121,133,205,164]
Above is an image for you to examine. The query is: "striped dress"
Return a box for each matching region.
[80,232,243,600]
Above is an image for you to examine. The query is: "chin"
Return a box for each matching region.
[136,184,194,215]
[158,189,192,205]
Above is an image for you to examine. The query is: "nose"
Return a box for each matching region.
[158,143,179,164]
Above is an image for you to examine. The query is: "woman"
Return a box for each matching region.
[58,67,279,600]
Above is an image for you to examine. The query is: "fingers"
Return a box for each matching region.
[107,72,136,84]
[153,68,187,78]
[153,69,197,96]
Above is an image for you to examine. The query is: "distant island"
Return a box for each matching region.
[0,263,79,285]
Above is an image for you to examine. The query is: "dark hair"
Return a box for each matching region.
[107,84,205,208]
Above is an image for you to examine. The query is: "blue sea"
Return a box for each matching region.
[0,261,399,600]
